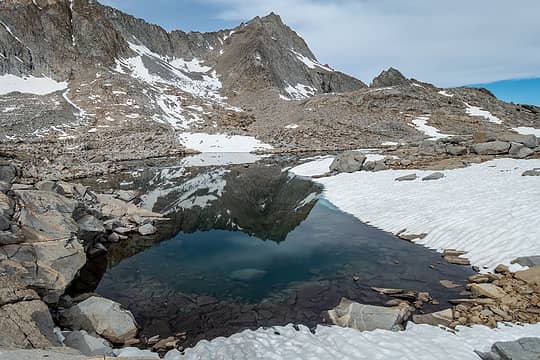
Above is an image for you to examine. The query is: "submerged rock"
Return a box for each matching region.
[229,268,268,281]
[325,297,410,331]
[138,223,157,236]
[329,151,366,173]
[60,296,138,344]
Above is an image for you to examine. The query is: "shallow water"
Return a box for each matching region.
[77,162,474,344]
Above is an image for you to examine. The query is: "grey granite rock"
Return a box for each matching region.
[325,297,410,331]
[422,172,445,181]
[472,141,511,155]
[60,296,138,344]
[395,174,417,181]
[329,151,367,173]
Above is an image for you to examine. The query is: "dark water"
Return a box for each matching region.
[97,200,470,303]
[76,162,474,345]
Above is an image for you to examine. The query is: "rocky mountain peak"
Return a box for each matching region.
[370,67,410,88]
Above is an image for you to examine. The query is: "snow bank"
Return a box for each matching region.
[513,126,540,137]
[290,49,333,72]
[180,153,268,167]
[464,102,502,124]
[0,74,67,95]
[284,82,317,100]
[292,156,335,177]
[438,90,454,97]
[410,115,452,139]
[291,158,540,271]
[178,132,273,153]
[176,322,540,360]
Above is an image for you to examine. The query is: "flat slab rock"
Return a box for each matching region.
[413,308,453,327]
[325,297,409,331]
[512,256,540,268]
[470,283,507,299]
[478,337,540,360]
[395,174,417,181]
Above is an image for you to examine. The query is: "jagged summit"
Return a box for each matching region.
[0,0,365,99]
[370,67,410,88]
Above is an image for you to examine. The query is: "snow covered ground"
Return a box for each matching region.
[176,132,273,166]
[169,323,540,360]
[178,132,273,153]
[513,126,540,137]
[464,102,503,124]
[0,74,68,95]
[410,115,452,139]
[291,157,540,271]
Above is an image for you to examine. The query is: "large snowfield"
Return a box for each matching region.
[0,74,68,95]
[169,323,540,360]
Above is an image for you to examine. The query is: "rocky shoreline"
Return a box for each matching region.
[1,150,539,358]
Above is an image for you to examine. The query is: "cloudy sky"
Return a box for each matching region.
[101,0,540,104]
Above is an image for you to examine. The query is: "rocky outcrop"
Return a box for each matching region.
[325,298,411,331]
[59,296,139,344]
[0,274,60,348]
[329,151,367,173]
[471,141,511,155]
[370,67,410,88]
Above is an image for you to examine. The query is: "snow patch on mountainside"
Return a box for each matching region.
[284,82,317,100]
[173,322,540,360]
[112,40,240,128]
[114,41,222,102]
[290,49,333,72]
[438,90,454,97]
[0,74,68,95]
[291,157,540,271]
[410,115,452,139]
[513,126,540,137]
[464,102,503,124]
[178,132,273,153]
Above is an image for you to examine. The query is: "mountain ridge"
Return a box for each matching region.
[0,0,538,182]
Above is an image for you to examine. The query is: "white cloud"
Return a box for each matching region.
[205,0,540,87]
